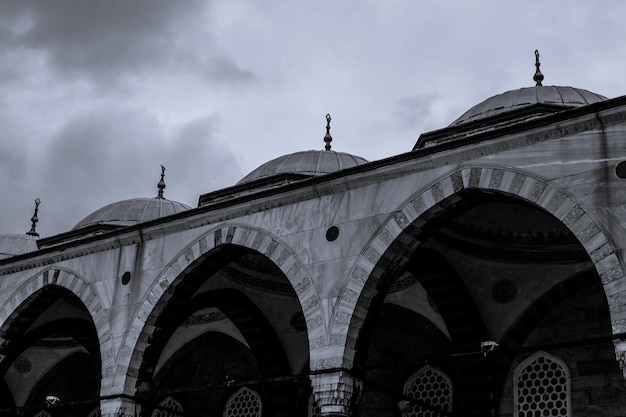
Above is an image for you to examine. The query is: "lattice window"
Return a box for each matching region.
[514,352,570,417]
[402,365,453,417]
[223,387,262,417]
[308,393,321,417]
[151,396,184,417]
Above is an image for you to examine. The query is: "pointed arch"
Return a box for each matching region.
[223,386,262,417]
[513,352,570,417]
[402,365,453,416]
[324,165,625,372]
[0,267,116,395]
[119,224,320,394]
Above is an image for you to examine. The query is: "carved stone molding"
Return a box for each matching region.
[311,370,362,416]
[99,396,139,417]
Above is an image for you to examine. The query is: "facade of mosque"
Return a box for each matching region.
[2,58,626,417]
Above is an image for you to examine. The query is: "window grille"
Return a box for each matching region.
[514,352,570,417]
[308,393,321,417]
[151,396,184,417]
[402,365,453,417]
[223,386,262,417]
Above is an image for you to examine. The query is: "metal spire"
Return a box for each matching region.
[26,198,41,237]
[323,114,333,151]
[533,49,544,87]
[157,165,166,198]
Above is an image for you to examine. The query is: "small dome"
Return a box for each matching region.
[238,150,369,185]
[73,198,191,230]
[0,234,38,260]
[450,86,608,126]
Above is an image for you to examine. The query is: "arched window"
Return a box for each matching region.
[402,365,453,417]
[223,386,262,417]
[151,396,184,417]
[33,411,52,417]
[514,352,570,417]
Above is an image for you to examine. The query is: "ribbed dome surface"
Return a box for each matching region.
[0,234,38,260]
[73,198,192,230]
[238,150,369,185]
[450,86,608,126]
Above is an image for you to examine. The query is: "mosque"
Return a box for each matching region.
[1,51,626,417]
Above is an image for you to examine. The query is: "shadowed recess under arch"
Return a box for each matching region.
[0,285,102,377]
[335,167,625,376]
[135,245,303,417]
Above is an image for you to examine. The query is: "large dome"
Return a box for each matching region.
[0,234,38,260]
[450,86,608,126]
[73,198,192,230]
[238,150,369,185]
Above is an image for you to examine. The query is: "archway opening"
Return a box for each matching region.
[0,285,101,416]
[136,244,310,417]
[352,189,614,417]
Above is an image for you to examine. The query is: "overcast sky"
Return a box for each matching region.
[1,1,625,237]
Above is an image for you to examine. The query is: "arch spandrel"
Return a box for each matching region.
[120,224,323,393]
[0,267,116,395]
[321,166,626,374]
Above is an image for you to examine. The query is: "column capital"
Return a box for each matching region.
[310,370,362,417]
[100,395,140,417]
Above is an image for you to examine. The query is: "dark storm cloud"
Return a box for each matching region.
[161,115,244,201]
[36,107,241,235]
[0,1,253,86]
[202,56,255,86]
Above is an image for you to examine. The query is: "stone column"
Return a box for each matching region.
[311,370,362,417]
[100,396,140,417]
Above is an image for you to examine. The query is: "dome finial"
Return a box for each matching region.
[157,165,166,198]
[533,49,544,87]
[26,198,41,237]
[323,114,333,151]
